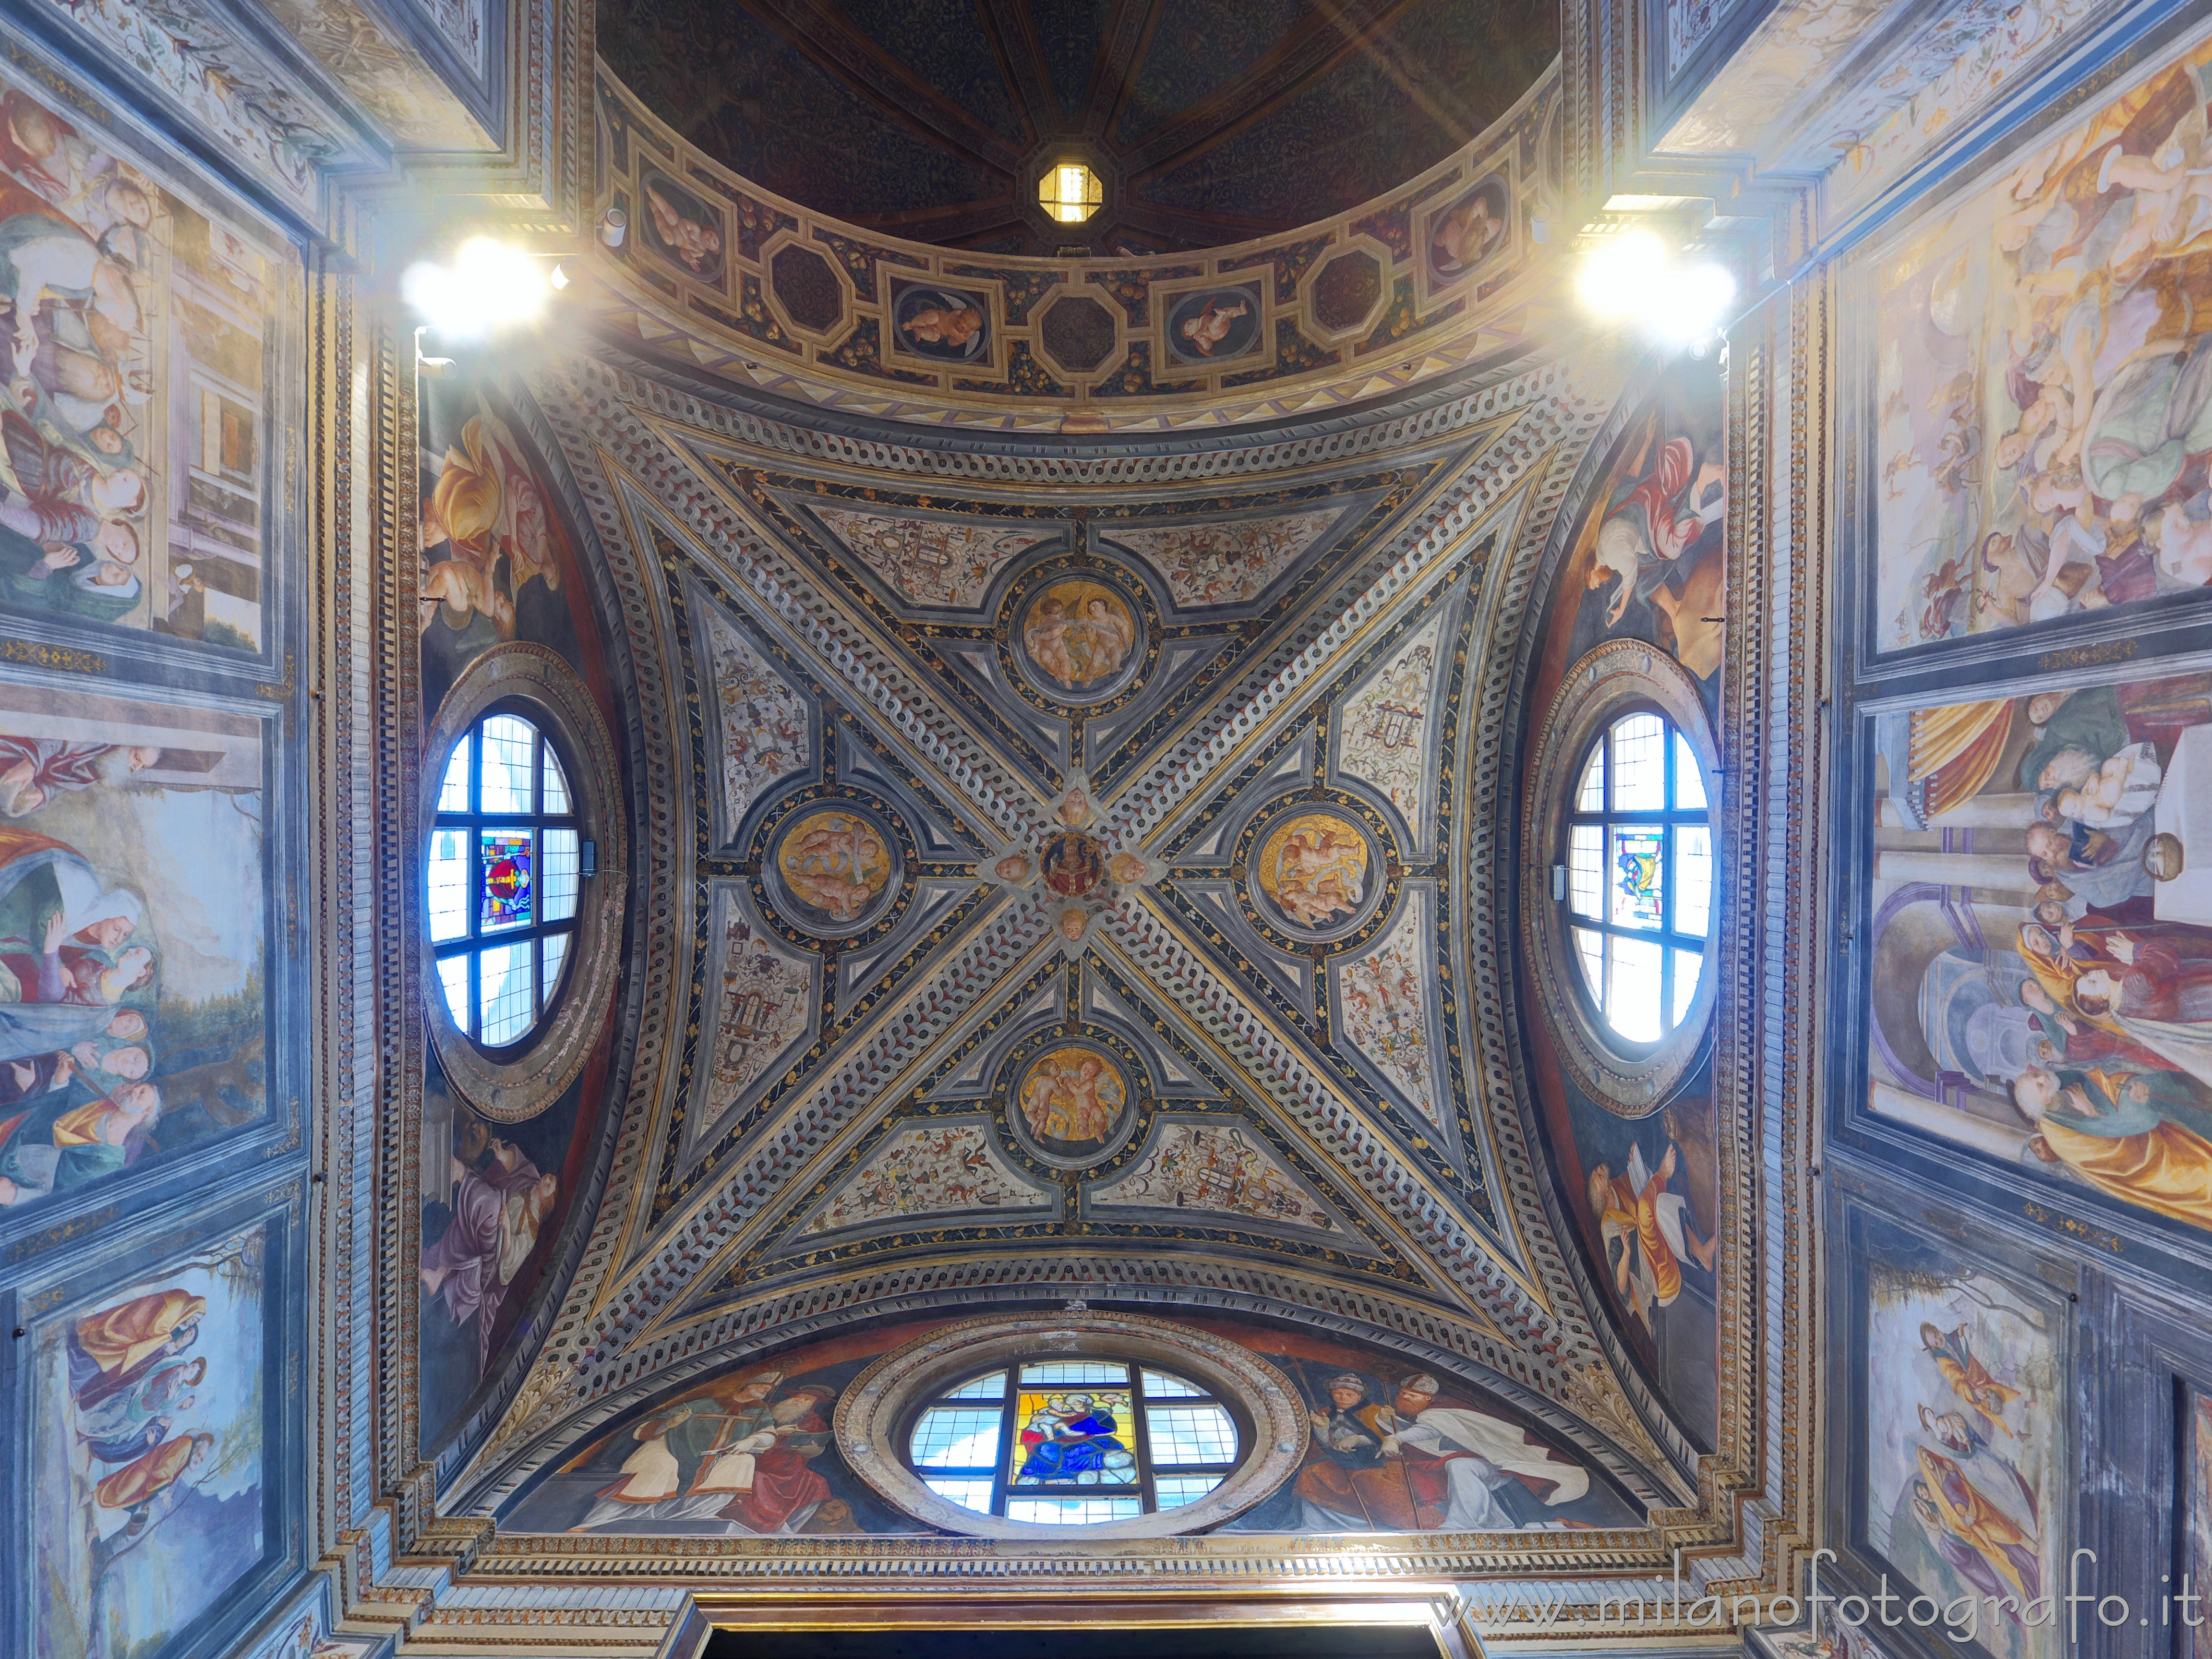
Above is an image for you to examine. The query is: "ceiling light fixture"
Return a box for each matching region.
[401,236,554,343]
[1575,228,1736,349]
[1039,161,1102,225]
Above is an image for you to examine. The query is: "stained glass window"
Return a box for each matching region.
[428,711,586,1048]
[903,1357,1240,1526]
[1562,710,1713,1045]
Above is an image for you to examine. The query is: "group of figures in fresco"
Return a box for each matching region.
[32,1223,267,1659]
[0,689,264,1214]
[0,73,269,647]
[1861,1229,2060,1659]
[504,1321,1641,1537]
[1875,671,2212,1234]
[1882,39,2212,645]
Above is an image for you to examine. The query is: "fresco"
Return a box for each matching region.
[1534,358,1728,709]
[1512,357,1727,1445]
[1424,173,1510,287]
[803,1121,1044,1236]
[0,679,264,1215]
[1860,1218,2061,1659]
[418,392,585,707]
[809,507,1043,608]
[1017,577,1139,696]
[891,282,989,364]
[503,1316,1640,1537]
[1091,1122,1339,1232]
[1863,672,2212,1236]
[1164,286,1261,366]
[698,605,809,834]
[31,1219,268,1659]
[1106,507,1335,607]
[416,380,624,1454]
[0,68,273,648]
[417,1031,610,1451]
[1254,811,1370,932]
[1337,903,1442,1124]
[1875,35,2212,649]
[1339,613,1442,829]
[1015,1045,1128,1154]
[769,808,893,927]
[636,166,725,282]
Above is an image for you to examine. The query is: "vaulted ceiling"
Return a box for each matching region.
[594,0,1559,254]
[443,336,1742,1550]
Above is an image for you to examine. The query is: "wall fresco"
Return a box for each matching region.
[1105,507,1335,607]
[1875,35,2212,649]
[1859,1218,2062,1659]
[1516,357,1726,1446]
[0,66,275,647]
[808,507,1042,608]
[1863,673,2212,1237]
[1338,611,1442,829]
[698,605,808,835]
[0,680,264,1214]
[416,380,622,1455]
[502,1315,1641,1537]
[31,1219,269,1659]
[1532,358,1728,711]
[1336,903,1442,1124]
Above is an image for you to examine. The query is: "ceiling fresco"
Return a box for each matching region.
[595,0,1560,255]
[409,327,1776,1568]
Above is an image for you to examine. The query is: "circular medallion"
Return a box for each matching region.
[769,807,898,933]
[1015,1045,1130,1161]
[1041,830,1107,898]
[1015,575,1144,703]
[1251,810,1375,937]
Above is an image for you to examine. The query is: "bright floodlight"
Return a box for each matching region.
[1647,259,1736,345]
[401,238,552,342]
[1574,230,1668,321]
[1575,230,1735,347]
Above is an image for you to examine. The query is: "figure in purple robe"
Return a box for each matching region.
[420,1139,558,1370]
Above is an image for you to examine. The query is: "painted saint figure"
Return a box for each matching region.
[420,1139,560,1369]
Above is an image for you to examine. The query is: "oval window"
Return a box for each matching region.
[1561,710,1711,1046]
[426,710,584,1049]
[904,1357,1240,1525]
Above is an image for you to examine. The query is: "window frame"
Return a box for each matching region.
[899,1356,1245,1526]
[428,702,584,1056]
[1521,639,1722,1115]
[1560,702,1712,1051]
[836,1311,1307,1540]
[419,641,626,1124]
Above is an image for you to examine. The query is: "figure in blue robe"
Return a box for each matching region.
[1016,1394,1125,1481]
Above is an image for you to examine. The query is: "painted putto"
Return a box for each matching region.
[773,809,892,925]
[1255,811,1370,931]
[1019,579,1137,694]
[1016,1046,1128,1151]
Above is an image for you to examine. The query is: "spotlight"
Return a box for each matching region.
[549,262,570,290]
[1573,230,1669,322]
[400,237,552,342]
[1575,229,1736,349]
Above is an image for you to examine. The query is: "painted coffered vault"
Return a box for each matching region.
[34,0,2212,1651]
